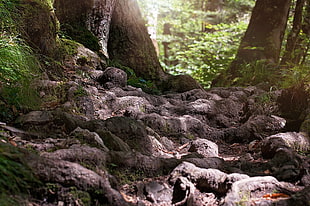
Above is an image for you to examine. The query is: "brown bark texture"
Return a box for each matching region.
[108,0,166,81]
[232,0,292,68]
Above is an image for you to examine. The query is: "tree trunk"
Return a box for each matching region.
[281,0,306,66]
[86,0,116,57]
[229,0,292,74]
[54,0,115,54]
[108,0,166,81]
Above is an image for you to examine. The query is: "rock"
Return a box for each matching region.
[97,117,159,155]
[70,127,109,151]
[269,147,303,181]
[184,157,224,170]
[224,115,286,143]
[169,162,249,195]
[75,45,104,70]
[108,151,164,175]
[261,132,310,159]
[97,67,127,88]
[41,144,107,168]
[171,176,219,206]
[161,74,203,93]
[172,177,196,205]
[142,181,173,204]
[222,176,292,206]
[16,111,54,126]
[301,175,310,186]
[189,139,219,157]
[27,156,129,206]
[96,129,131,152]
[275,186,310,206]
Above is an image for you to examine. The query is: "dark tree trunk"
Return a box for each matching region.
[229,0,292,75]
[281,0,306,66]
[108,0,166,81]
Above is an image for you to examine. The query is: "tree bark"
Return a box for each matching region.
[108,0,166,81]
[229,0,292,75]
[86,0,116,57]
[281,0,306,66]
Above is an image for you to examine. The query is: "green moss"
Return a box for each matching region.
[108,164,146,185]
[60,23,100,52]
[0,143,40,199]
[69,187,91,206]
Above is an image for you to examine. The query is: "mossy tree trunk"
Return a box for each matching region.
[107,0,166,81]
[86,0,116,57]
[228,0,291,77]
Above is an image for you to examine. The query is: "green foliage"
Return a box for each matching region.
[74,85,87,98]
[138,0,254,88]
[280,64,310,89]
[70,187,91,206]
[233,60,279,86]
[108,163,146,185]
[163,22,247,88]
[0,0,41,122]
[0,35,41,113]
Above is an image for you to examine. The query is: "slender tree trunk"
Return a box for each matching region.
[281,0,306,66]
[229,0,292,75]
[108,0,166,81]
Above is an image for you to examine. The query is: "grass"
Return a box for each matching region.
[0,0,42,119]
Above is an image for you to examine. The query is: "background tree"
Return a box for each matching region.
[223,0,292,85]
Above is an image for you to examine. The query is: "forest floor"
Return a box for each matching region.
[0,44,309,206]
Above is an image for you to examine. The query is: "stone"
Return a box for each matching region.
[188,139,219,157]
[222,176,292,206]
[41,144,107,168]
[169,162,249,195]
[70,127,109,151]
[27,156,129,206]
[261,132,310,159]
[97,67,127,88]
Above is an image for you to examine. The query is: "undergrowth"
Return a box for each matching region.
[0,0,42,121]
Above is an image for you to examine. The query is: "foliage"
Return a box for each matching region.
[164,22,247,88]
[0,0,42,122]
[232,60,279,86]
[138,0,254,88]
[280,62,310,90]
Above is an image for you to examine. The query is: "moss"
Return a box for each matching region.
[69,187,91,206]
[0,143,41,199]
[108,164,146,185]
[60,23,100,52]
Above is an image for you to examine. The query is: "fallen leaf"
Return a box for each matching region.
[263,193,290,199]
[263,169,271,174]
